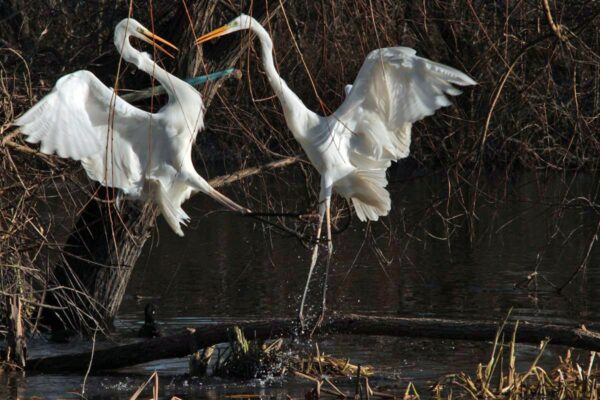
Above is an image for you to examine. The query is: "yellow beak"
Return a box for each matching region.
[140,29,179,58]
[196,25,230,45]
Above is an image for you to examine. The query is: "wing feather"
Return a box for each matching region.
[14,70,153,193]
[335,47,476,161]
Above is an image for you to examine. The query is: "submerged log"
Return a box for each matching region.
[27,314,600,372]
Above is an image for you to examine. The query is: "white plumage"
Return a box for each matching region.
[15,18,248,236]
[197,14,476,325]
[331,47,476,221]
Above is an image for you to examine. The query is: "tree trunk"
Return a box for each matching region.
[27,314,600,372]
[5,295,27,369]
[41,192,158,333]
[42,155,297,334]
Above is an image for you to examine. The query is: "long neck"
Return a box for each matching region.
[115,29,185,99]
[250,22,319,132]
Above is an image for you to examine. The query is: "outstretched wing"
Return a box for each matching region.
[335,47,476,161]
[15,70,153,193]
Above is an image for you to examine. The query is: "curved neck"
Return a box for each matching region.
[249,21,319,131]
[115,27,182,98]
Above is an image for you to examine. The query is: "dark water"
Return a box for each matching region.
[2,169,599,399]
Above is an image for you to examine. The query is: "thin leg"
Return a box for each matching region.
[207,187,251,214]
[321,198,333,320]
[180,171,250,213]
[298,200,326,330]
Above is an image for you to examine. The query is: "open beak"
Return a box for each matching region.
[139,29,178,58]
[196,25,230,45]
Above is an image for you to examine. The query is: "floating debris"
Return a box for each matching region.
[292,353,374,378]
[188,326,373,381]
[188,326,288,379]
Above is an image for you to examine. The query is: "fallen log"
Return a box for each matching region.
[27,314,600,373]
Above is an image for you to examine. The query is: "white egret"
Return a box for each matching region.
[15,18,249,237]
[197,14,476,326]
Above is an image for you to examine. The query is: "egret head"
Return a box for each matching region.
[196,14,255,45]
[115,18,178,58]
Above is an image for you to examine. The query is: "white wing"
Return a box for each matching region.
[335,47,476,161]
[15,70,154,194]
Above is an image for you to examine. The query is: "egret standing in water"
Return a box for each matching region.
[15,18,249,237]
[197,14,476,327]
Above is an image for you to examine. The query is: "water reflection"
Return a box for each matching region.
[3,169,599,399]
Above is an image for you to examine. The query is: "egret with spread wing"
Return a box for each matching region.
[15,18,249,237]
[197,14,476,326]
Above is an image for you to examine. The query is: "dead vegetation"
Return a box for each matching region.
[191,327,288,379]
[188,326,372,380]
[123,322,600,400]
[433,324,600,400]
[104,315,600,398]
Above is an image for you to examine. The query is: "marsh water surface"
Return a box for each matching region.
[2,169,599,399]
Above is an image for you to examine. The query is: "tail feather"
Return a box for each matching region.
[352,197,385,221]
[149,179,189,237]
[338,168,391,222]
